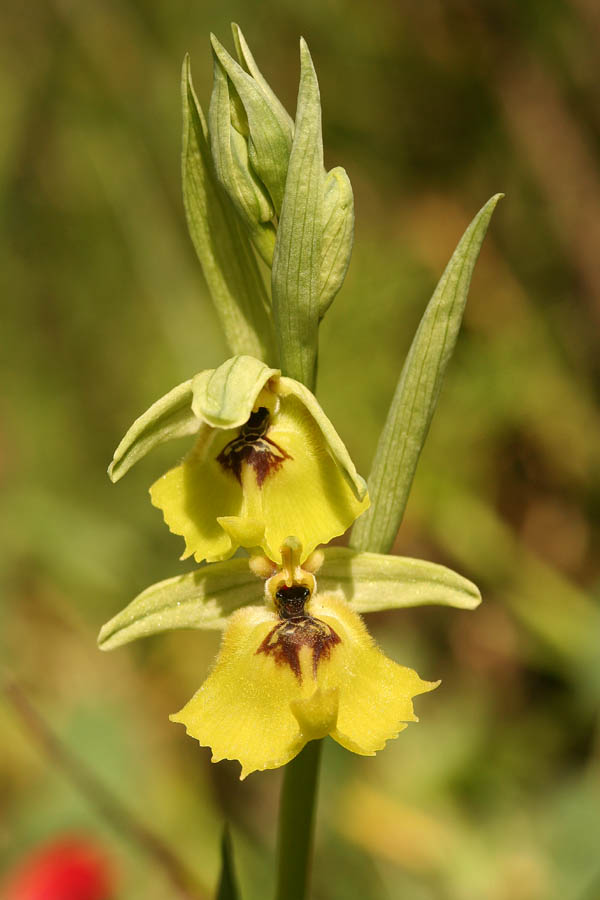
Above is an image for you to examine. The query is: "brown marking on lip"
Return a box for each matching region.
[256,615,341,681]
[216,407,291,486]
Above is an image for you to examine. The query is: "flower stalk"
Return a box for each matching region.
[275,740,322,900]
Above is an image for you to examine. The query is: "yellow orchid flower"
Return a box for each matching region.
[169,539,439,779]
[108,356,369,565]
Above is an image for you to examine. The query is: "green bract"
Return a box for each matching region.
[183,28,356,379]
[210,34,293,217]
[320,167,354,318]
[209,46,276,265]
[271,40,324,389]
[181,56,275,363]
[351,193,504,554]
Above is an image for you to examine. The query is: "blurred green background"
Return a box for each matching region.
[2,0,600,898]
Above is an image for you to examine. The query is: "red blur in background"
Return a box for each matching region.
[2,837,114,900]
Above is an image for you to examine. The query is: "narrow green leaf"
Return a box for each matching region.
[271,40,324,390]
[98,559,261,650]
[191,355,279,428]
[181,56,276,363]
[108,379,198,483]
[217,826,242,900]
[351,193,503,553]
[208,50,276,265]
[319,167,354,318]
[231,23,294,137]
[210,35,292,215]
[318,546,480,613]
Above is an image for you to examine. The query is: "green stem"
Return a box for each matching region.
[275,739,322,900]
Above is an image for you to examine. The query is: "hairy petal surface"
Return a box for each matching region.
[170,592,437,778]
[309,593,439,755]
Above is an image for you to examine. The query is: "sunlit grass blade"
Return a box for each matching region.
[318,546,480,612]
[351,193,503,553]
[181,56,276,363]
[217,826,242,900]
[272,40,324,390]
[97,559,261,650]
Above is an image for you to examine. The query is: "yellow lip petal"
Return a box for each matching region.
[309,592,440,756]
[170,585,437,776]
[243,395,369,563]
[170,606,315,779]
[150,427,242,563]
[217,515,265,552]
[290,687,339,740]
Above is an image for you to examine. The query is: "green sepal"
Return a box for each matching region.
[351,193,503,554]
[278,376,367,501]
[272,40,324,390]
[208,49,276,265]
[181,55,276,362]
[217,825,242,900]
[108,379,198,483]
[320,166,354,318]
[231,23,294,138]
[210,34,293,216]
[97,558,261,650]
[108,356,279,482]
[318,546,481,612]
[191,355,279,428]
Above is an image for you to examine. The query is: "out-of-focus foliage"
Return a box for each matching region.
[1,1,599,899]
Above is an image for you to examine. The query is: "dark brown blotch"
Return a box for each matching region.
[216,407,291,486]
[256,615,341,682]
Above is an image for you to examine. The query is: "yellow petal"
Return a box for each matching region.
[150,427,242,563]
[308,592,439,755]
[217,515,265,553]
[243,395,369,563]
[290,687,339,741]
[171,588,437,776]
[170,606,314,779]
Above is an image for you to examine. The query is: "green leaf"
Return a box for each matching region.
[208,50,276,265]
[181,55,276,363]
[271,40,324,390]
[278,375,367,501]
[350,193,503,553]
[319,166,354,318]
[191,355,279,428]
[318,546,481,613]
[210,35,292,216]
[108,379,198,483]
[217,825,242,900]
[98,558,261,650]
